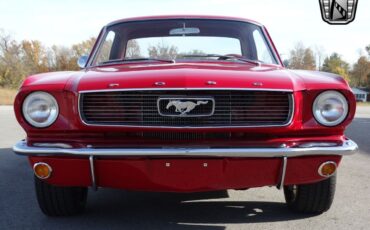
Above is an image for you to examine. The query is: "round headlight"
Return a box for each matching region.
[313,91,348,126]
[22,92,59,128]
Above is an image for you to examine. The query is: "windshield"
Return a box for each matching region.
[92,19,278,66]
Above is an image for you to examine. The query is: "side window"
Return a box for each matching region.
[95,31,116,64]
[252,29,274,64]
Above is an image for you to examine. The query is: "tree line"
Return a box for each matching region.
[0,29,96,88]
[285,42,370,88]
[1,28,369,89]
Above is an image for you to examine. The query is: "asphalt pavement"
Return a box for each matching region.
[1,105,370,230]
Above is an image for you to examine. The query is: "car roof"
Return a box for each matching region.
[106,15,263,27]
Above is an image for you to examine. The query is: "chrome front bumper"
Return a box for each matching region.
[13,139,358,158]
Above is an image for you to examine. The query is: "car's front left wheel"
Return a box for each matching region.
[283,174,336,214]
[34,177,88,216]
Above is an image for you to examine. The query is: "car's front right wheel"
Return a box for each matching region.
[34,177,88,216]
[283,174,336,214]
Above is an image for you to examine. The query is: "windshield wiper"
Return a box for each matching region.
[98,58,175,66]
[180,54,261,66]
[121,58,175,63]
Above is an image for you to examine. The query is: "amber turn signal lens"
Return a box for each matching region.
[33,162,52,179]
[318,161,337,177]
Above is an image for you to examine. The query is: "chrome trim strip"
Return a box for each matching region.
[33,143,73,149]
[278,157,287,190]
[78,88,293,93]
[78,89,294,128]
[157,97,215,117]
[13,139,358,157]
[89,156,97,191]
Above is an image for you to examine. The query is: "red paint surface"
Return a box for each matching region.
[29,156,341,191]
[13,64,356,137]
[16,16,355,191]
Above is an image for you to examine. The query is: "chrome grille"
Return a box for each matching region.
[79,90,293,127]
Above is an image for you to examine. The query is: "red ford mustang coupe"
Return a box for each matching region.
[13,15,357,216]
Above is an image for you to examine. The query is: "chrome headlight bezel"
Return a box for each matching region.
[22,91,59,128]
[312,90,348,127]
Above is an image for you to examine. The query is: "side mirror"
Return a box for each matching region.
[77,55,89,68]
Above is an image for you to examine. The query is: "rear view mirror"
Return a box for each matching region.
[169,27,200,36]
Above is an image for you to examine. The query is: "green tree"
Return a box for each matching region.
[126,39,141,58]
[314,45,325,71]
[178,49,207,59]
[148,42,178,59]
[69,37,97,68]
[288,43,316,70]
[21,40,49,74]
[49,38,97,71]
[0,30,26,88]
[71,37,96,57]
[50,45,79,71]
[0,30,99,88]
[351,56,370,87]
[282,59,289,68]
[302,48,316,70]
[322,53,350,82]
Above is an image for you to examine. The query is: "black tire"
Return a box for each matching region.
[34,177,88,216]
[284,174,336,214]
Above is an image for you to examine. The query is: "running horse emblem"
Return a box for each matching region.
[166,100,208,116]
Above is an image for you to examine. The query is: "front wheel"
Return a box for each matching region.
[34,177,88,216]
[284,174,336,214]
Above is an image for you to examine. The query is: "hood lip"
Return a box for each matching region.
[78,63,294,93]
[78,87,294,94]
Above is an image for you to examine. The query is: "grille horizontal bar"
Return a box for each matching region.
[79,90,293,127]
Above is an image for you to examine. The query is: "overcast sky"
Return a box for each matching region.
[0,0,368,64]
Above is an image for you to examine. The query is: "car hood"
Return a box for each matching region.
[21,63,349,93]
[76,63,304,92]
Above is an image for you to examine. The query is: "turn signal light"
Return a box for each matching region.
[33,162,52,179]
[318,161,337,177]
